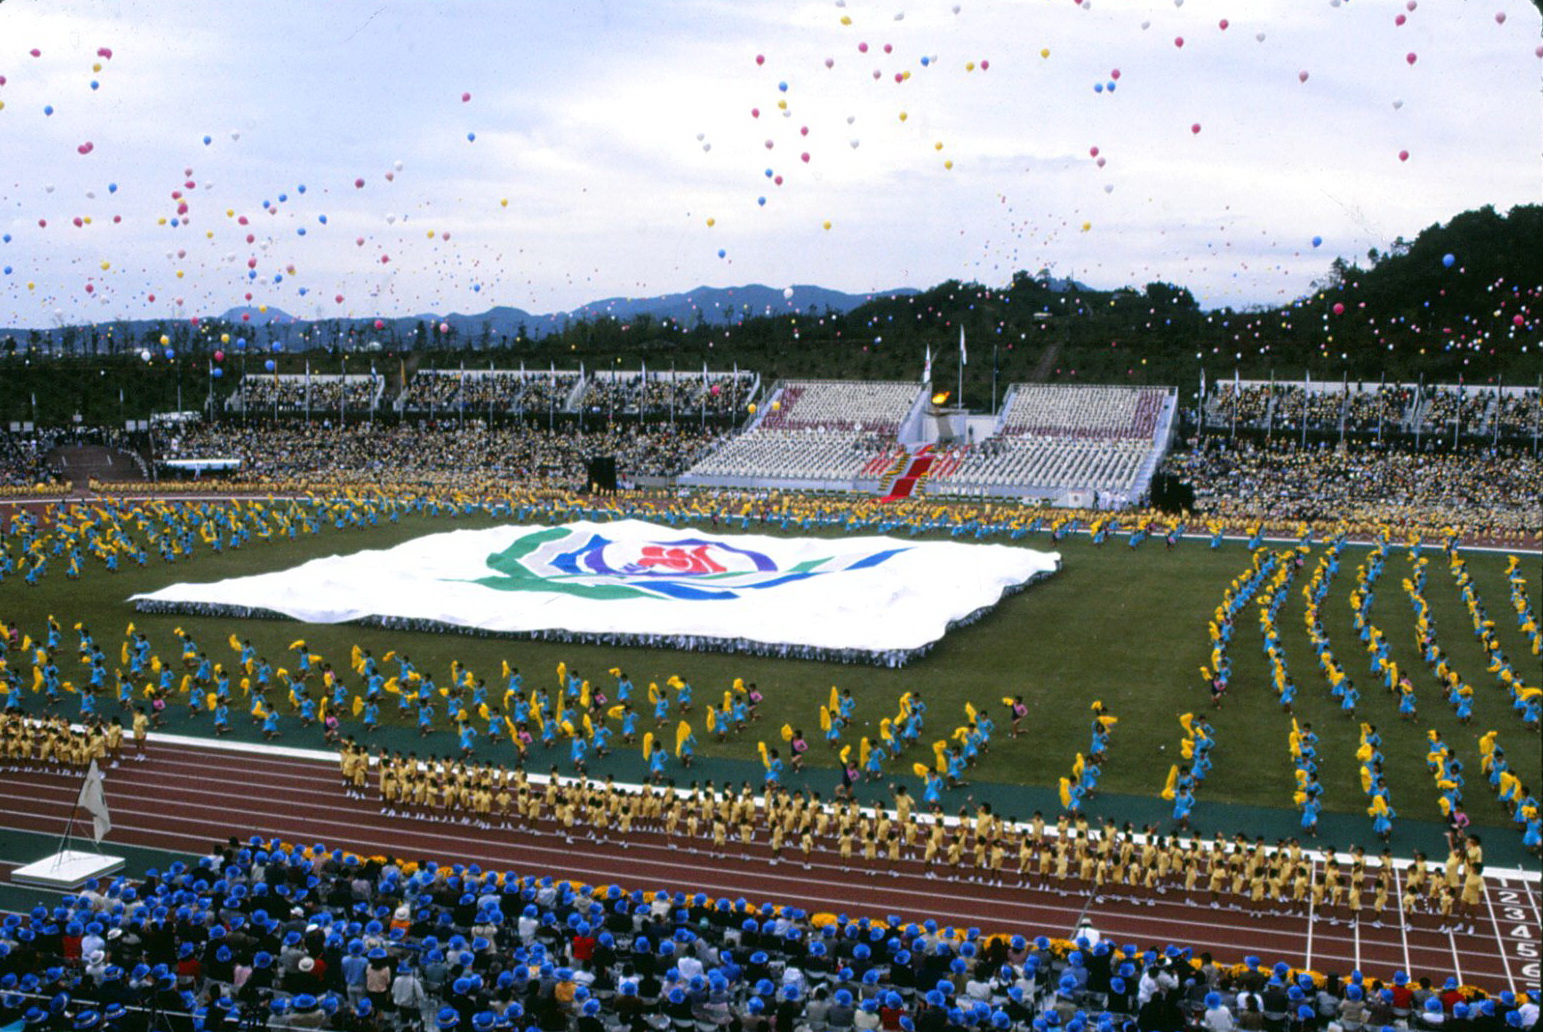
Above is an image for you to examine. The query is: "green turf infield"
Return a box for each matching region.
[3,505,1538,866]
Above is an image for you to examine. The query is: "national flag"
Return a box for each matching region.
[76,760,111,843]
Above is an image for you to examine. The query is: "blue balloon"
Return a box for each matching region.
[44,105,54,116]
[1311,236,1323,248]
[297,287,309,296]
[717,249,727,258]
[297,184,307,193]
[1094,83,1104,93]
[765,168,774,178]
[317,215,327,224]
[1106,81,1116,92]
[297,227,306,236]
[278,193,288,203]
[203,135,212,145]
[271,342,283,352]
[164,348,175,359]
[107,183,117,193]
[170,218,180,227]
[90,81,99,90]
[2,234,9,243]
[757,197,766,206]
[273,273,283,282]
[264,359,277,372]
[2,267,10,276]
[262,200,271,209]
[1442,253,1456,268]
[920,56,930,66]
[247,270,257,280]
[473,284,481,292]
[467,132,476,141]
[211,367,224,378]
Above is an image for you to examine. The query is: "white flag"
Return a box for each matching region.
[923,345,933,384]
[77,760,111,843]
[958,326,967,366]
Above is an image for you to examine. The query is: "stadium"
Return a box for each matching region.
[1,4,1541,1032]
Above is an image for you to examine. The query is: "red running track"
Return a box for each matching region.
[0,742,1537,996]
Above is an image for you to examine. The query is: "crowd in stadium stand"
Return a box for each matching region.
[237,376,385,415]
[157,423,728,488]
[0,432,54,487]
[1202,383,1540,440]
[1160,440,1542,535]
[0,824,1533,1032]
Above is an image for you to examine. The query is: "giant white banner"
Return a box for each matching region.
[131,520,1060,665]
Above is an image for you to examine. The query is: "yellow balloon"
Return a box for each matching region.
[934,141,944,151]
[93,62,103,72]
[221,333,230,343]
[747,403,757,414]
[258,305,268,313]
[427,230,435,238]
[1081,221,1092,232]
[822,220,832,230]
[1040,48,1051,58]
[944,160,953,170]
[777,100,788,110]
[898,111,908,122]
[966,62,976,71]
[226,209,236,217]
[159,335,170,345]
[840,14,852,23]
[176,270,184,278]
[100,261,110,270]
[500,198,508,207]
[706,217,715,227]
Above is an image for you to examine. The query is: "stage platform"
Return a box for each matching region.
[10,850,125,890]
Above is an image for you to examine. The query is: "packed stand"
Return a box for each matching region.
[0,830,1533,1032]
[1415,387,1496,438]
[397,373,533,415]
[236,376,384,415]
[997,387,1165,441]
[756,382,921,434]
[1159,439,1543,539]
[156,423,728,489]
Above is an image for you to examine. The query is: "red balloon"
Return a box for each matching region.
[1218,18,1228,29]
[1405,52,1417,65]
[375,319,386,330]
[214,351,225,361]
[334,294,345,304]
[1190,123,1202,134]
[1398,149,1410,161]
[1333,303,1345,315]
[1174,36,1184,47]
[755,54,765,65]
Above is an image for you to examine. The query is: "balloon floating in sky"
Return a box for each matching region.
[1190,123,1202,134]
[1398,149,1410,161]
[717,249,726,258]
[1332,303,1345,315]
[1311,236,1322,247]
[461,91,472,101]
[1442,253,1456,267]
[1298,70,1310,83]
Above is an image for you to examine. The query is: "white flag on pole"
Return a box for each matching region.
[77,760,111,843]
[958,326,967,366]
[923,345,933,384]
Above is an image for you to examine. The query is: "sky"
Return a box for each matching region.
[0,0,1539,328]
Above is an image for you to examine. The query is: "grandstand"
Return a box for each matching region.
[681,380,923,490]
[230,373,385,415]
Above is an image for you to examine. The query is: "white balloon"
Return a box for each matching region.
[696,133,705,141]
[850,138,860,148]
[1103,184,1114,193]
[783,286,795,300]
[847,114,856,124]
[394,160,404,171]
[1392,99,1404,109]
[894,11,904,19]
[1141,20,1151,29]
[702,143,711,152]
[1255,32,1266,41]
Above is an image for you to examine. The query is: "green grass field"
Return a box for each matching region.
[3,503,1538,854]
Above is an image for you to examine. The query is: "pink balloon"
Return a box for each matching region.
[1174,36,1184,47]
[1089,146,1100,157]
[1190,122,1201,134]
[1406,1,1416,10]
[29,48,41,57]
[214,351,224,361]
[461,92,471,102]
[825,57,834,68]
[894,72,904,82]
[872,69,881,79]
[800,152,810,163]
[73,216,83,227]
[755,54,765,65]
[1110,69,1120,79]
[773,174,783,185]
[97,47,113,59]
[858,42,869,53]
[1333,303,1345,315]
[1406,52,1417,64]
[1395,13,1406,25]
[1218,18,1228,29]
[354,177,365,188]
[1398,149,1410,161]
[765,139,774,149]
[335,294,345,304]
[1514,314,1525,326]
[356,236,365,247]
[84,283,94,293]
[884,43,893,54]
[979,59,989,70]
[1494,12,1505,23]
[77,142,94,154]
[800,126,809,136]
[375,319,386,330]
[1096,157,1106,167]
[1298,70,1309,83]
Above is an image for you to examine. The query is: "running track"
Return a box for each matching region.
[1,740,1538,996]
